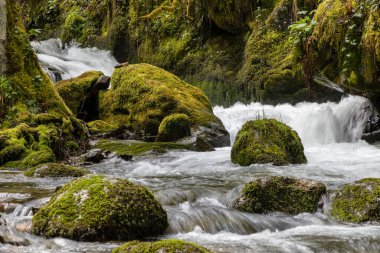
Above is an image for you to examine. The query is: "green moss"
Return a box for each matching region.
[56,71,103,119]
[95,140,194,156]
[32,175,168,241]
[0,144,26,165]
[113,239,212,253]
[331,178,380,223]
[62,7,86,43]
[100,64,226,141]
[24,163,89,177]
[156,113,191,142]
[87,120,118,135]
[0,0,88,166]
[233,176,326,214]
[231,119,307,166]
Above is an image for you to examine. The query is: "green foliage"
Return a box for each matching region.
[0,75,17,117]
[289,11,317,54]
[231,119,307,166]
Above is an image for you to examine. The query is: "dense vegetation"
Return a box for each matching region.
[21,0,379,107]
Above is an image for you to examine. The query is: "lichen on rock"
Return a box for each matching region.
[331,178,380,223]
[32,175,168,241]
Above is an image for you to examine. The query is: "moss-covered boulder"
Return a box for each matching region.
[233,176,326,214]
[231,119,307,166]
[331,178,380,223]
[24,163,89,178]
[113,239,212,253]
[100,64,229,147]
[156,114,191,142]
[56,71,110,121]
[32,175,168,241]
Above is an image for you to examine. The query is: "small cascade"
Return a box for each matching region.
[31,39,118,80]
[214,95,373,146]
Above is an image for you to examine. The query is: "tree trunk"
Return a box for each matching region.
[0,0,7,74]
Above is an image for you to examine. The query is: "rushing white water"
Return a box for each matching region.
[2,42,379,253]
[214,95,372,145]
[31,39,118,81]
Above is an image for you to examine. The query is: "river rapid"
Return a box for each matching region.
[0,40,379,253]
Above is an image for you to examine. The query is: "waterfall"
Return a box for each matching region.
[31,39,118,81]
[214,95,373,146]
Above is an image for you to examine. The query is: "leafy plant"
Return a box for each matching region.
[288,10,317,53]
[0,75,17,116]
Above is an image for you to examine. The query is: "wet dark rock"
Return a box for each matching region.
[81,149,106,163]
[177,136,215,152]
[118,154,133,161]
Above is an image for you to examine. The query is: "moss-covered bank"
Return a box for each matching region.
[95,140,194,157]
[0,0,88,168]
[32,175,168,241]
[22,0,349,107]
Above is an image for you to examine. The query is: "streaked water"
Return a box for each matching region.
[31,39,118,81]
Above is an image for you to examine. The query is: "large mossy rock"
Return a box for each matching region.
[331,178,380,223]
[231,119,307,166]
[56,71,110,121]
[233,176,326,214]
[32,175,168,241]
[113,239,212,253]
[100,64,230,147]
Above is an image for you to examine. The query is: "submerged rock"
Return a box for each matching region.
[80,149,106,164]
[113,239,212,253]
[99,63,230,147]
[32,175,168,241]
[231,119,307,166]
[24,163,89,178]
[331,178,380,223]
[233,176,326,214]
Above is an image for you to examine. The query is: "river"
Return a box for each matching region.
[0,39,379,253]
